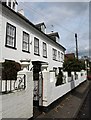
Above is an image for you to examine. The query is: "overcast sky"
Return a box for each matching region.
[17,1,89,58]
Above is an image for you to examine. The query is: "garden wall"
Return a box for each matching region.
[42,70,87,107]
[1,69,33,119]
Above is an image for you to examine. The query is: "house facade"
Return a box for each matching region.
[0,0,66,108]
[0,1,66,72]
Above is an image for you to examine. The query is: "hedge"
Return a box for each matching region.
[2,60,21,80]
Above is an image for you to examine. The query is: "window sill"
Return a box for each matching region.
[34,53,40,56]
[43,56,47,58]
[5,45,17,50]
[53,59,58,61]
[22,50,30,53]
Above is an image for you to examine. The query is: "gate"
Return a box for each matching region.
[33,72,43,118]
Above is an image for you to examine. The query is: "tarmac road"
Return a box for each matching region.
[76,83,91,119]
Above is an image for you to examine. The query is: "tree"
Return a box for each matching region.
[63,58,86,72]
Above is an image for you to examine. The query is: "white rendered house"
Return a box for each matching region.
[0,0,66,107]
[0,0,66,71]
[0,2,87,119]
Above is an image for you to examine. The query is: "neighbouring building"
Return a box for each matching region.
[65,53,75,61]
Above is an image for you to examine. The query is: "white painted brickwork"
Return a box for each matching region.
[2,70,33,119]
[42,70,87,107]
[0,3,2,120]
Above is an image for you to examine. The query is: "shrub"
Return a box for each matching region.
[2,60,21,80]
[56,71,63,86]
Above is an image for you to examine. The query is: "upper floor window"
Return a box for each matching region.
[58,51,60,61]
[22,31,29,52]
[2,2,6,5]
[53,48,57,60]
[43,42,47,58]
[13,2,15,10]
[5,23,16,49]
[61,52,64,60]
[8,2,11,8]
[34,37,39,55]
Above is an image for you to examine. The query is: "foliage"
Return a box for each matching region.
[63,58,86,72]
[2,60,21,80]
[56,71,63,86]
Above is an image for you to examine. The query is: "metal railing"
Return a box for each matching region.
[1,74,26,94]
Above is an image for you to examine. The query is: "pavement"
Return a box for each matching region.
[34,80,91,119]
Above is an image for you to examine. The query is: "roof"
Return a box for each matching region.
[35,22,46,28]
[2,3,66,51]
[14,0,18,5]
[47,32,60,38]
[65,53,75,60]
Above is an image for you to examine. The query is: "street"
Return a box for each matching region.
[33,80,90,119]
[76,82,91,119]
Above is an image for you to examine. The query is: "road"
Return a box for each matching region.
[76,83,91,119]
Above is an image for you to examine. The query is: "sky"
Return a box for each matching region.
[17,0,89,58]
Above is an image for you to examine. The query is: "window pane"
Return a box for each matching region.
[13,2,15,10]
[8,2,11,7]
[6,23,16,48]
[34,38,39,54]
[43,42,47,57]
[53,49,57,60]
[22,32,29,52]
[58,51,60,61]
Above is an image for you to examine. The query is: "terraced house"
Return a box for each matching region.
[0,1,87,119]
[0,0,66,116]
[0,0,65,70]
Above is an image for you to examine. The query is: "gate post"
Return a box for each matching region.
[17,68,33,118]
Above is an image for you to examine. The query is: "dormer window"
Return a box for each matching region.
[35,22,46,33]
[2,2,6,5]
[13,2,15,10]
[3,0,18,12]
[8,2,11,8]
[47,32,60,43]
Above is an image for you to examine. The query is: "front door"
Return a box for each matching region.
[33,62,41,106]
[32,62,43,118]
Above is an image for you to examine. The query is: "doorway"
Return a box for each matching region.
[32,61,43,118]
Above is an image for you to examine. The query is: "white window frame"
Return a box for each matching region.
[61,52,64,60]
[22,31,30,52]
[5,22,16,49]
[53,48,57,60]
[34,37,39,55]
[58,51,60,61]
[43,42,47,58]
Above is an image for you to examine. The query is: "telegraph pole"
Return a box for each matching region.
[75,33,78,60]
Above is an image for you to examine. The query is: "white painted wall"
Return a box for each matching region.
[2,70,33,119]
[1,5,65,71]
[42,70,87,107]
[0,3,2,120]
[0,3,2,62]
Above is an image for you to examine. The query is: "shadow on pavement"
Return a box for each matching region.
[70,80,90,99]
